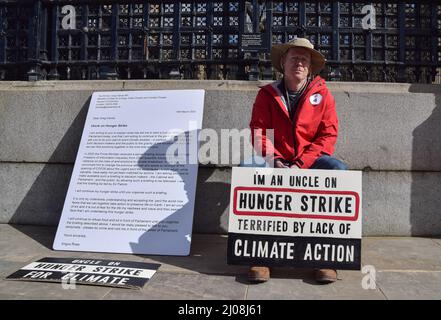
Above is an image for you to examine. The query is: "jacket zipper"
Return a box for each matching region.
[290,78,322,164]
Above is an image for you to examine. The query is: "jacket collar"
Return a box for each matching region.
[263,76,325,118]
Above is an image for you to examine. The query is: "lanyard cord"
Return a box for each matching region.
[284,78,309,117]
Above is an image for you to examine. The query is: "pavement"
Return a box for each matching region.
[1,224,441,300]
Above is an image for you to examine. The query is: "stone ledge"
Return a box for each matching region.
[1,80,440,94]
[1,86,440,171]
[1,163,441,236]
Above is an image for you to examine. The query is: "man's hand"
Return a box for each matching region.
[290,164,300,169]
[274,159,289,168]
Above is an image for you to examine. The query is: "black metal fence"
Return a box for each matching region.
[0,0,440,82]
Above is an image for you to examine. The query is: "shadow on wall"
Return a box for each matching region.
[128,130,233,274]
[131,132,229,254]
[410,84,441,236]
[193,167,230,234]
[130,130,203,255]
[9,97,91,246]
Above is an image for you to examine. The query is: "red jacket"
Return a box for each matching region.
[250,76,338,169]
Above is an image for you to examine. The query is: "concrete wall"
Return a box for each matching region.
[1,80,440,235]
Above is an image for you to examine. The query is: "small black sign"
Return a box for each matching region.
[6,257,160,289]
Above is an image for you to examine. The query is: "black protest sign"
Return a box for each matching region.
[227,168,362,270]
[228,233,361,270]
[6,257,160,289]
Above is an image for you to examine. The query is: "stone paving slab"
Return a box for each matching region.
[0,261,25,278]
[432,238,441,247]
[246,268,386,300]
[1,280,112,300]
[102,273,246,300]
[361,237,441,271]
[1,270,245,301]
[1,224,441,300]
[0,225,248,276]
[0,225,51,262]
[377,271,441,300]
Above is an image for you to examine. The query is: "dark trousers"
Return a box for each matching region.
[240,155,348,170]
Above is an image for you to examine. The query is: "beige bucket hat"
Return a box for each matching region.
[271,37,326,75]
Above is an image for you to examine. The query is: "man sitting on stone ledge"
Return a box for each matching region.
[243,37,347,284]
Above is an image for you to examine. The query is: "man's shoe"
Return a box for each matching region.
[248,266,270,283]
[314,269,337,284]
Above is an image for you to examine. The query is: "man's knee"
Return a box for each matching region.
[331,159,348,170]
[312,155,348,170]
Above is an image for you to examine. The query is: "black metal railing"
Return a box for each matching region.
[0,0,440,82]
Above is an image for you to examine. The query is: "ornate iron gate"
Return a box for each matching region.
[0,0,440,82]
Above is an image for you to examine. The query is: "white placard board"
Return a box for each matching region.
[227,167,362,270]
[53,90,205,255]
